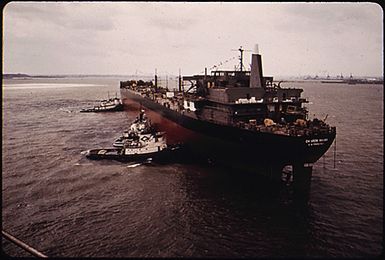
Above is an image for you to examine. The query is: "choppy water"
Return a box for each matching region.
[2,77,383,257]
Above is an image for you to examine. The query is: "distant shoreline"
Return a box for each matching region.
[3,73,65,79]
[2,73,150,79]
[3,73,383,84]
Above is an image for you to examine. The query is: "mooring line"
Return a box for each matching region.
[2,230,48,258]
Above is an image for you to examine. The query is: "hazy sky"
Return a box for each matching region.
[3,2,383,77]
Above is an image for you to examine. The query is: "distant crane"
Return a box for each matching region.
[231,46,252,72]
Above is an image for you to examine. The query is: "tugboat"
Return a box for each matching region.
[119,47,337,192]
[84,110,180,162]
[84,131,172,162]
[80,95,123,112]
[113,110,155,147]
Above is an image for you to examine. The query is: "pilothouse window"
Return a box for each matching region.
[287,105,296,111]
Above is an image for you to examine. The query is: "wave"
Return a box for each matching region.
[126,162,143,168]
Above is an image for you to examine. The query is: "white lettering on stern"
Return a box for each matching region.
[305,138,329,147]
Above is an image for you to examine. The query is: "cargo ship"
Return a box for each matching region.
[119,47,336,191]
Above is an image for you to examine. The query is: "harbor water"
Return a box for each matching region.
[2,77,383,257]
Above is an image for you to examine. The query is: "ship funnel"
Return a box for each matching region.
[254,44,259,54]
[249,53,263,88]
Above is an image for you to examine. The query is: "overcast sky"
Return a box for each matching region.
[3,2,383,77]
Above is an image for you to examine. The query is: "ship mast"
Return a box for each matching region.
[239,47,244,72]
[232,46,251,72]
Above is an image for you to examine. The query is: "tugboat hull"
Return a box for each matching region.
[85,146,180,162]
[80,104,123,113]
